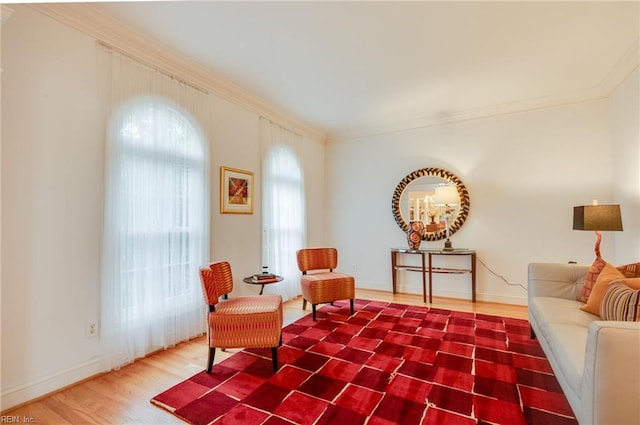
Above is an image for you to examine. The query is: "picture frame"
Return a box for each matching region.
[220,166,254,214]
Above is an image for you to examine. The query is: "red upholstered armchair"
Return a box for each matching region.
[199,261,283,372]
[296,248,355,321]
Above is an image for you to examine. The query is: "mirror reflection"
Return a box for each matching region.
[391,167,470,242]
[402,177,460,233]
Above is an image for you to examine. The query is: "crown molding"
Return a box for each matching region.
[28,3,637,145]
[29,3,327,142]
[330,39,640,143]
[329,86,606,143]
[599,38,640,96]
[1,5,15,25]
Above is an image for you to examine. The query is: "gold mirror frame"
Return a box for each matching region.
[391,167,470,241]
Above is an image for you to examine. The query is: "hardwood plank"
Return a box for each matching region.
[3,290,528,424]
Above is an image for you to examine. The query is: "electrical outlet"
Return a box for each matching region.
[85,322,98,339]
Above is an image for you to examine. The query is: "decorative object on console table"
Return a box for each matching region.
[406,220,424,250]
[573,200,623,258]
[434,184,459,251]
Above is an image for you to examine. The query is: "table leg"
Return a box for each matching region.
[421,252,427,303]
[391,251,397,294]
[428,252,433,304]
[471,252,476,303]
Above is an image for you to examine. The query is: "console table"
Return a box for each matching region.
[390,248,476,303]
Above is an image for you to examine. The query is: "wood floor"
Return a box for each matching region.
[4,290,528,424]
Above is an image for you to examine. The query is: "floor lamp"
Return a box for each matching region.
[572,202,623,258]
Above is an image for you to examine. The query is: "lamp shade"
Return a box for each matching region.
[434,185,458,206]
[573,205,623,231]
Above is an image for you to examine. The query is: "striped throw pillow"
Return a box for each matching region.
[600,280,640,321]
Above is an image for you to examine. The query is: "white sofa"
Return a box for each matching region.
[528,263,640,425]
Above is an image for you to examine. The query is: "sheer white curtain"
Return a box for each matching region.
[99,45,210,370]
[260,118,306,301]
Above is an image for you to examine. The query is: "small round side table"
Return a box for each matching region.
[242,275,283,295]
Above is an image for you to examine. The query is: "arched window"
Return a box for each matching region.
[102,97,208,368]
[262,128,306,301]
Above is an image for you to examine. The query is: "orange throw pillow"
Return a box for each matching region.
[577,257,606,303]
[580,262,625,316]
[577,260,640,303]
[619,262,640,278]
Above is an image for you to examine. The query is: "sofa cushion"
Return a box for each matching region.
[529,297,591,397]
[545,323,588,398]
[580,263,625,316]
[531,297,597,330]
[600,280,640,321]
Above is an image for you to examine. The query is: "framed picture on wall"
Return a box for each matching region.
[220,166,254,214]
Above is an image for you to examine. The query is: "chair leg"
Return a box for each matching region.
[271,346,278,372]
[530,327,536,340]
[302,298,308,311]
[350,299,354,315]
[312,304,317,321]
[207,347,215,373]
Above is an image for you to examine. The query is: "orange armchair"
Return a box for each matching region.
[199,261,283,372]
[296,248,355,321]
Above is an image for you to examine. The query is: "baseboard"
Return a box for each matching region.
[471,291,527,306]
[1,357,103,411]
[356,281,527,306]
[401,288,527,306]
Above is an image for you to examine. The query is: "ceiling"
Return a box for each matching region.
[92,1,639,140]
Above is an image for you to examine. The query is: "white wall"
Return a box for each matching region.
[610,69,640,263]
[2,5,105,409]
[327,99,624,305]
[1,6,325,409]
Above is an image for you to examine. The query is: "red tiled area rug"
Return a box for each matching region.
[151,299,577,425]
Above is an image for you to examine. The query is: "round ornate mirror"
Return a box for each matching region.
[391,167,470,241]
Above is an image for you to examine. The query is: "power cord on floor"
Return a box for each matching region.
[477,256,528,292]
